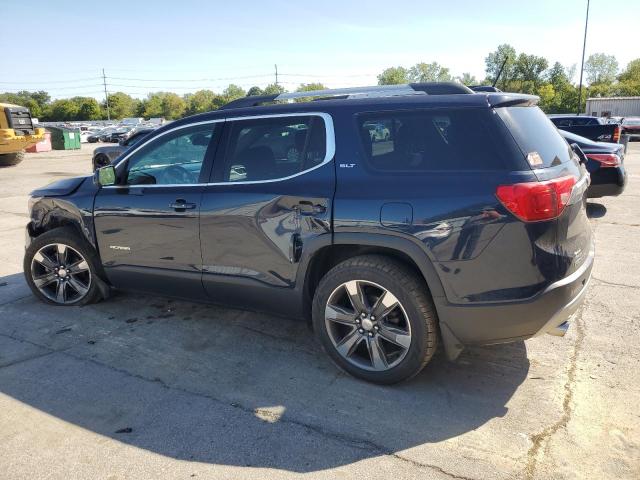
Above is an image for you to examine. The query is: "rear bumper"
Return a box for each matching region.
[437,241,594,358]
[587,165,627,198]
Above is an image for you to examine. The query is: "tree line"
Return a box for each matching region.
[2,44,639,122]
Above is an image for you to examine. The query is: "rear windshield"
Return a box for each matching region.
[498,107,572,168]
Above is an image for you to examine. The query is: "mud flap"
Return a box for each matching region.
[439,321,464,361]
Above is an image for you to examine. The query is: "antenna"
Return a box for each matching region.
[493,56,509,88]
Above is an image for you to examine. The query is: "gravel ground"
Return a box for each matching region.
[0,143,638,480]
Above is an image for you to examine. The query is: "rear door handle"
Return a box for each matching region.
[170,199,197,211]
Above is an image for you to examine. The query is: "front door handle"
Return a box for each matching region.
[170,199,197,211]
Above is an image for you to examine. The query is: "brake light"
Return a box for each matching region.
[586,153,621,167]
[496,176,576,222]
[613,125,620,142]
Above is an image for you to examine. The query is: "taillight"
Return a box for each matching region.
[613,125,620,142]
[586,153,621,168]
[496,176,577,222]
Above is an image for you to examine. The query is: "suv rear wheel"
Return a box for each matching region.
[24,227,104,306]
[312,255,438,384]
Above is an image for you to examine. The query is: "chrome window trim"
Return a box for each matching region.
[103,112,335,188]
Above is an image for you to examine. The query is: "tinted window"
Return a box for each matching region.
[223,116,326,182]
[125,131,151,147]
[358,109,506,171]
[497,106,572,168]
[125,124,214,185]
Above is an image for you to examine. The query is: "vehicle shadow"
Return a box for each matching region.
[586,202,607,218]
[0,275,530,473]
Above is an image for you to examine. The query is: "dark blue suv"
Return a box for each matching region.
[24,83,594,384]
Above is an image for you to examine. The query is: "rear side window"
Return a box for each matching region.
[222,115,327,182]
[357,109,507,171]
[497,106,573,168]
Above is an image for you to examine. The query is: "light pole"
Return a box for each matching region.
[577,0,590,115]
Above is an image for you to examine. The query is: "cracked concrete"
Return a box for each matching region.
[0,143,638,479]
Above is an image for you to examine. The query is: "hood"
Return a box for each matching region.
[31,175,91,197]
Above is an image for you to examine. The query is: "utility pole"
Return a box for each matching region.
[102,68,110,121]
[274,64,278,87]
[577,0,590,115]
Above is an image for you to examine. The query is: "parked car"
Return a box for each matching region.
[102,128,131,143]
[92,128,156,170]
[559,130,627,198]
[548,114,620,143]
[87,127,117,143]
[621,117,640,136]
[23,83,593,384]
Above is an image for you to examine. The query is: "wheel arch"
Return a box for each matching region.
[28,199,96,249]
[301,233,447,320]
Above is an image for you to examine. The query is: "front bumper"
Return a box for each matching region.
[437,242,594,359]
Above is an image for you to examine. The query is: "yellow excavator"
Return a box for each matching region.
[0,103,46,166]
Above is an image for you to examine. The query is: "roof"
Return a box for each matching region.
[155,84,539,133]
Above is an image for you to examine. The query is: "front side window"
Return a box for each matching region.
[125,124,215,185]
[358,109,506,171]
[222,115,327,182]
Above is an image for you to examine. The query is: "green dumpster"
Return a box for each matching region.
[47,126,81,150]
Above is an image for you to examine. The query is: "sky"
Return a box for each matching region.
[2,0,638,100]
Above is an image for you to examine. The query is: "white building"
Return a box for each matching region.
[585,97,640,118]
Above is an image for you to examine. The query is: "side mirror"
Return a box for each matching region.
[96,165,116,186]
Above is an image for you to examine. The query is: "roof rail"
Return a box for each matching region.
[220,82,473,110]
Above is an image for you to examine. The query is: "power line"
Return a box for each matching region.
[0,77,102,85]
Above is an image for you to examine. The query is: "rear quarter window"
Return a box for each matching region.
[497,106,573,168]
[357,108,508,172]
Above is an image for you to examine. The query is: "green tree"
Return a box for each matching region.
[47,99,79,121]
[618,58,640,82]
[105,92,139,120]
[515,54,548,84]
[246,86,264,96]
[547,62,571,88]
[458,72,478,85]
[296,83,327,92]
[263,83,287,95]
[485,44,517,87]
[222,84,246,102]
[185,89,216,115]
[73,97,102,120]
[408,62,452,82]
[377,66,409,85]
[584,53,618,85]
[141,92,186,119]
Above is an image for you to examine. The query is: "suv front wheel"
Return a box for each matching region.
[312,255,438,384]
[24,227,104,306]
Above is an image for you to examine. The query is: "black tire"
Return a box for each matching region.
[24,227,105,306]
[93,154,110,170]
[312,255,438,384]
[0,151,25,167]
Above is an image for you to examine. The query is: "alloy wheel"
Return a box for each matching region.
[324,280,412,371]
[30,243,92,304]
